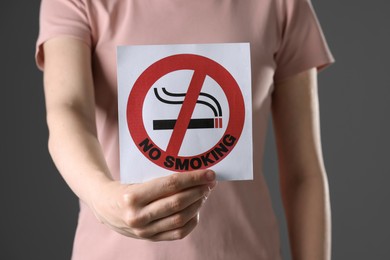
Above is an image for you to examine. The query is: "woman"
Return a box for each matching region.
[36,0,334,259]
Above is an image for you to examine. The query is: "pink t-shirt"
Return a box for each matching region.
[36,0,334,259]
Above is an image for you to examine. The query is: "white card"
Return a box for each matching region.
[117,43,253,183]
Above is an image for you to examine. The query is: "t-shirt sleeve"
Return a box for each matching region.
[274,0,335,82]
[35,0,91,71]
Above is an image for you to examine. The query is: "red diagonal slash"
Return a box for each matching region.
[166,71,206,156]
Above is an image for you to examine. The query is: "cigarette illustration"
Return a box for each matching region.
[153,87,223,130]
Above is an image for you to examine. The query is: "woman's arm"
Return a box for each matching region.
[272,68,331,260]
[42,37,216,241]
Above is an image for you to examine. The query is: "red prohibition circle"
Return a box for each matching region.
[127,54,245,171]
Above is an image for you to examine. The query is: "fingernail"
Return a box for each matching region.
[206,170,215,181]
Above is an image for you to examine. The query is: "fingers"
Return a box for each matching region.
[149,214,200,242]
[132,199,203,239]
[135,169,216,205]
[132,184,211,227]
[103,171,216,241]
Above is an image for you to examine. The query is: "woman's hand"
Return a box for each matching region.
[89,170,217,241]
[42,38,217,241]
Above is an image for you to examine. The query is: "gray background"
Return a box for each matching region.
[1,0,389,259]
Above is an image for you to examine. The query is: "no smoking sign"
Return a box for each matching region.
[118,43,253,183]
